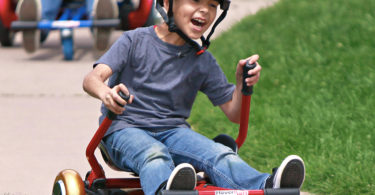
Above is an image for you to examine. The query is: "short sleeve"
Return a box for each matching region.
[93,32,132,74]
[200,58,235,106]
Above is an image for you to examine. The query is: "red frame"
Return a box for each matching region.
[195,180,265,195]
[84,91,301,195]
[84,93,255,193]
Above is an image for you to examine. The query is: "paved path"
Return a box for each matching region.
[0,1,307,194]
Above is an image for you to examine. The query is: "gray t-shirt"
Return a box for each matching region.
[95,26,235,135]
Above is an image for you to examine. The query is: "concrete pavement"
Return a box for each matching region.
[0,1,283,194]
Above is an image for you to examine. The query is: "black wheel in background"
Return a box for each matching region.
[0,19,14,47]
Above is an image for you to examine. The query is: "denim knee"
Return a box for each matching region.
[137,142,174,172]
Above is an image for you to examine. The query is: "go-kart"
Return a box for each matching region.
[52,62,301,195]
[0,0,155,60]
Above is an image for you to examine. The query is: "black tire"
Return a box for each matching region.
[0,19,14,46]
[119,0,135,30]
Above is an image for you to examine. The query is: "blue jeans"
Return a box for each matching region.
[103,128,270,195]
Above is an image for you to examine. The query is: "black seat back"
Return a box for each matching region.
[213,134,238,153]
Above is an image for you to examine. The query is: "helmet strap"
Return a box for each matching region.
[156,1,204,53]
[205,9,228,46]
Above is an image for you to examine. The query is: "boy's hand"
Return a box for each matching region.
[236,54,262,88]
[103,83,134,115]
[220,55,262,123]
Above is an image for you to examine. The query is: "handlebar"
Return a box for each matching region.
[236,60,256,149]
[86,90,130,181]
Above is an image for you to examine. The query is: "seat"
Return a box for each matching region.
[98,141,124,172]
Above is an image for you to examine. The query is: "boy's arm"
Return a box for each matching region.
[82,63,133,114]
[219,55,261,124]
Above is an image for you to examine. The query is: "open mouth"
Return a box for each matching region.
[191,18,206,27]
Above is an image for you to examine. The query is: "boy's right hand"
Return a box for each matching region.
[102,83,134,115]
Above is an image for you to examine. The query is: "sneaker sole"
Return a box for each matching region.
[23,29,40,53]
[94,0,119,19]
[93,0,118,51]
[16,0,41,53]
[94,28,111,51]
[166,163,197,191]
[274,155,305,188]
[16,0,41,21]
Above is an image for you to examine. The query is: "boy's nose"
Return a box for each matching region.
[198,4,210,13]
[198,7,209,15]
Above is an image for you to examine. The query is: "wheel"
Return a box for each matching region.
[0,17,14,46]
[52,169,85,195]
[60,28,74,60]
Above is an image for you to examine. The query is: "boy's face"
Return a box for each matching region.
[168,0,219,40]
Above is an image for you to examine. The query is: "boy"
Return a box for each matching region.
[83,0,305,194]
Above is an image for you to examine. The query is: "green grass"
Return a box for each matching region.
[188,0,375,194]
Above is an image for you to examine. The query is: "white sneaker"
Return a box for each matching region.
[92,0,118,51]
[16,0,41,53]
[166,163,197,191]
[265,155,305,189]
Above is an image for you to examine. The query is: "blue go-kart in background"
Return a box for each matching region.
[0,0,157,60]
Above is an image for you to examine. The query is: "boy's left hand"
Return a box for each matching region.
[236,54,262,88]
[220,55,262,123]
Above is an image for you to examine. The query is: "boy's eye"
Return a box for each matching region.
[191,0,218,8]
[210,3,218,8]
[210,0,219,8]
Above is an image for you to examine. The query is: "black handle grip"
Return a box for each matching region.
[242,61,257,96]
[107,91,130,120]
[117,91,130,106]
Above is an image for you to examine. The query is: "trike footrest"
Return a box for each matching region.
[160,190,198,195]
[265,188,300,195]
